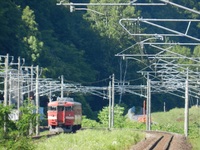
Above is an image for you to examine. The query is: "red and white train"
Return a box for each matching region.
[47,97,82,133]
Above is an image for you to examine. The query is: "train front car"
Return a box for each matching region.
[47,97,82,133]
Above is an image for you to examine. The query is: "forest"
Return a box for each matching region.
[1,0,200,119]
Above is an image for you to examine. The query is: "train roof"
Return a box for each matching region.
[48,97,81,106]
[57,97,74,102]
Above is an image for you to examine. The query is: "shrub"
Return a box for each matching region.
[98,105,126,128]
[0,101,37,150]
[81,116,100,128]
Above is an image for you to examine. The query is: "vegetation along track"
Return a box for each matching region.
[31,126,85,140]
[32,132,58,140]
[32,127,192,149]
[131,131,192,150]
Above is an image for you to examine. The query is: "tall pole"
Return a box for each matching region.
[17,57,21,112]
[30,65,34,105]
[4,54,9,106]
[149,79,151,130]
[146,73,151,131]
[164,102,166,112]
[4,54,9,133]
[31,65,33,93]
[111,74,115,128]
[61,75,64,98]
[35,65,40,136]
[143,100,146,116]
[108,81,111,129]
[9,72,12,105]
[49,82,52,102]
[29,65,34,135]
[184,68,189,137]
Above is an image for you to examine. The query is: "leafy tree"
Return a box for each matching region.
[98,105,126,128]
[1,0,200,117]
[193,45,200,57]
[73,94,96,119]
[0,104,16,138]
[16,101,38,136]
[81,116,100,128]
[83,0,142,80]
[0,0,23,56]
[21,6,43,64]
[85,0,139,42]
[170,45,191,57]
[0,103,37,150]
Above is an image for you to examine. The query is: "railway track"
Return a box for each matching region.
[32,132,58,139]
[31,126,85,140]
[32,127,191,149]
[31,126,57,139]
[131,131,191,150]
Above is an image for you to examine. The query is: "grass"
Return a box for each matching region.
[151,106,200,150]
[34,106,200,150]
[34,129,145,150]
[190,137,200,150]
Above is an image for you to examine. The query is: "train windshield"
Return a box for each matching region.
[48,106,57,111]
[65,106,72,111]
[57,106,64,111]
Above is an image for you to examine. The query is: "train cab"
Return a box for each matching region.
[47,97,82,133]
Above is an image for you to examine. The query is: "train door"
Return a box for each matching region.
[57,106,65,125]
[65,106,73,125]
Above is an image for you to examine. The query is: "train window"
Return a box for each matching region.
[65,106,72,111]
[48,106,57,111]
[57,106,64,111]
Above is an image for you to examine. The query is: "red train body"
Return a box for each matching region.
[47,97,82,133]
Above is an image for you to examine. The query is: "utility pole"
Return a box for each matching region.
[111,74,115,128]
[164,102,166,112]
[146,73,151,131]
[184,68,189,137]
[108,81,111,129]
[17,57,21,112]
[9,72,12,105]
[61,75,64,98]
[4,54,9,133]
[49,82,52,102]
[35,65,40,136]
[29,65,34,135]
[4,54,9,107]
[31,65,33,94]
[143,100,146,116]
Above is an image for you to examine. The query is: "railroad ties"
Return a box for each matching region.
[130,131,191,150]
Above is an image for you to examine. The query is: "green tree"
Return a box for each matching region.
[82,0,144,82]
[0,104,15,138]
[16,101,38,136]
[0,0,23,56]
[0,103,37,150]
[166,45,193,67]
[21,6,43,64]
[85,0,139,42]
[193,45,200,57]
[98,105,126,128]
[81,116,100,128]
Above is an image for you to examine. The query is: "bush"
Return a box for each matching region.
[0,102,37,150]
[98,105,126,128]
[81,116,100,128]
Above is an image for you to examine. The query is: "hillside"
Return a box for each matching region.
[151,106,200,149]
[1,0,200,117]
